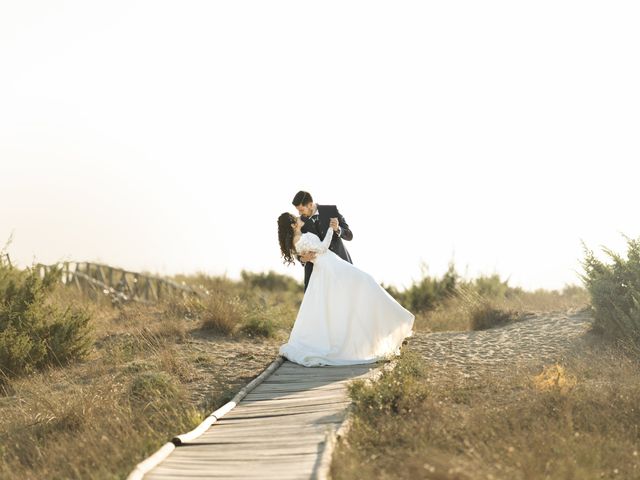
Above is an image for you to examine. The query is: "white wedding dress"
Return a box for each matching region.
[279,228,415,367]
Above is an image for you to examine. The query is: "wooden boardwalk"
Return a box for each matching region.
[137,358,380,480]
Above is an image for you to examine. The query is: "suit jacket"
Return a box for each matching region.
[300,204,353,291]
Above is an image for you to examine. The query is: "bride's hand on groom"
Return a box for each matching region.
[300,252,317,263]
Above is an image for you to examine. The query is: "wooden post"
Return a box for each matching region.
[119,270,127,294]
[143,277,150,301]
[133,273,139,298]
[96,265,106,284]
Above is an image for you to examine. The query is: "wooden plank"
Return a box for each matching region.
[256,379,348,386]
[176,447,326,457]
[163,444,321,452]
[154,459,319,468]
[218,408,347,420]
[254,380,348,387]
[221,403,349,416]
[238,396,348,404]
[243,390,347,398]
[264,374,361,380]
[151,469,316,476]
[242,392,347,402]
[221,400,350,412]
[193,430,330,439]
[149,458,318,469]
[234,395,350,405]
[160,445,319,455]
[218,415,345,425]
[252,384,347,391]
[241,390,345,398]
[148,471,312,480]
[249,383,348,392]
[201,421,340,432]
[150,458,318,468]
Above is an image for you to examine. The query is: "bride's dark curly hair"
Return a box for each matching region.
[278,212,297,265]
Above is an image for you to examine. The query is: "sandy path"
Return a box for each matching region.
[406,309,593,379]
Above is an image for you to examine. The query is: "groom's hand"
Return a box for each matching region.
[300,252,317,263]
[329,218,339,231]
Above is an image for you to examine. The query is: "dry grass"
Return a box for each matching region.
[168,275,301,339]
[0,275,291,479]
[331,338,640,480]
[414,286,589,333]
[0,332,203,479]
[468,302,520,330]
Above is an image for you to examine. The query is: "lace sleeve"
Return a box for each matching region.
[296,230,334,255]
[295,234,324,254]
[322,228,334,250]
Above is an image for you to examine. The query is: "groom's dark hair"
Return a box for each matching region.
[292,191,313,206]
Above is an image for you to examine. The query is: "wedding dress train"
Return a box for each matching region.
[279,228,414,367]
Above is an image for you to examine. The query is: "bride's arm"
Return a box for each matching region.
[296,232,332,258]
[321,227,334,250]
[296,234,323,255]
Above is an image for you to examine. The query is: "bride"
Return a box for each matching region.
[277,212,414,367]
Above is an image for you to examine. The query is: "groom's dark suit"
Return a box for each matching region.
[300,204,353,292]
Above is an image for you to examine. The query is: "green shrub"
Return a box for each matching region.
[128,371,179,403]
[0,262,92,380]
[387,263,458,313]
[469,273,511,299]
[582,236,640,343]
[240,304,279,338]
[349,350,429,416]
[240,270,302,293]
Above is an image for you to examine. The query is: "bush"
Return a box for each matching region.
[128,371,179,403]
[0,261,92,381]
[240,270,302,293]
[386,263,458,313]
[468,273,511,299]
[582,236,640,343]
[469,301,519,331]
[349,350,429,416]
[240,304,278,338]
[198,295,243,335]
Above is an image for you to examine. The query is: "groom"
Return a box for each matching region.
[292,191,353,292]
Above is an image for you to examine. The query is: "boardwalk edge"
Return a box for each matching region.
[313,358,400,480]
[125,354,285,479]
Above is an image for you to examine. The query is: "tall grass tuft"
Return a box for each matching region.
[349,350,429,416]
[468,301,520,331]
[582,236,640,344]
[198,295,244,335]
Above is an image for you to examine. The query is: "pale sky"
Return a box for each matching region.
[1,1,639,291]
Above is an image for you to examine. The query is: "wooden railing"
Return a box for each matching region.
[36,261,199,303]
